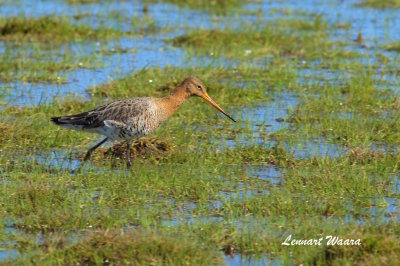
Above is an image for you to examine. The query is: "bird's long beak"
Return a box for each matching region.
[201,92,236,122]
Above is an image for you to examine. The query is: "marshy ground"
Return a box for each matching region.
[0,0,400,265]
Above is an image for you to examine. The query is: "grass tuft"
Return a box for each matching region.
[102,137,172,160]
[142,0,258,14]
[355,0,400,8]
[384,41,400,52]
[0,16,117,42]
[14,229,222,265]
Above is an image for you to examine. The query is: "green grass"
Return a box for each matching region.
[0,48,105,83]
[31,229,222,265]
[2,60,400,264]
[0,15,161,44]
[87,65,297,101]
[170,17,357,60]
[356,0,400,8]
[384,41,400,52]
[142,0,258,14]
[0,16,118,43]
[285,67,400,146]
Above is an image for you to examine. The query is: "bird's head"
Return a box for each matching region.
[181,77,236,122]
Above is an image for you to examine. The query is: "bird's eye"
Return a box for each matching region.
[197,85,202,90]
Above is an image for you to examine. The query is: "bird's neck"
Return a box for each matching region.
[157,85,189,120]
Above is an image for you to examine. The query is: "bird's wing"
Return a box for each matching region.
[52,98,152,129]
[89,98,152,128]
[51,98,155,132]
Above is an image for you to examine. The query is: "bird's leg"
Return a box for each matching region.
[126,141,132,167]
[84,137,108,161]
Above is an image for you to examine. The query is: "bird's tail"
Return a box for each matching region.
[50,116,64,125]
[51,111,94,130]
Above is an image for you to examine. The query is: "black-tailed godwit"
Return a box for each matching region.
[51,77,236,166]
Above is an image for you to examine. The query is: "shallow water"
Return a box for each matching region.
[1,0,399,106]
[248,165,282,185]
[3,0,400,43]
[0,226,19,262]
[215,91,344,159]
[23,147,137,177]
[0,0,393,183]
[261,0,400,45]
[288,138,345,159]
[0,250,18,262]
[225,254,284,266]
[1,34,239,106]
[0,0,256,30]
[391,175,400,194]
[214,91,299,147]
[1,36,185,106]
[370,197,400,223]
[28,149,82,171]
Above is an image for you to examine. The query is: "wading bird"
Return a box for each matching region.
[51,77,236,167]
